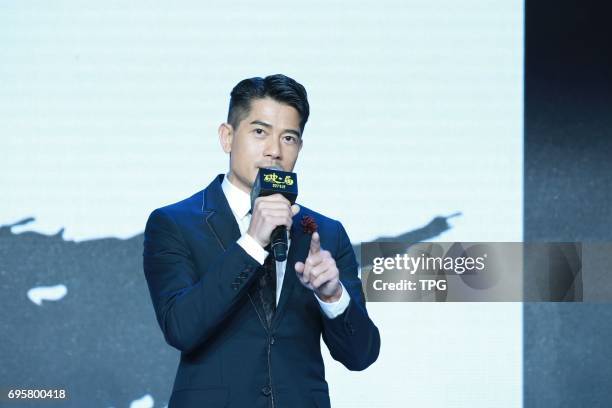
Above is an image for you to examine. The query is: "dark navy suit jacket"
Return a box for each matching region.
[143,175,380,408]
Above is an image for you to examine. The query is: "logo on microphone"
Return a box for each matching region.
[263,172,294,188]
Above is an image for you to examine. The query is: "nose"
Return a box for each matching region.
[264,135,282,161]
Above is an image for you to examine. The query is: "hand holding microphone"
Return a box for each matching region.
[247,194,300,249]
[247,167,299,261]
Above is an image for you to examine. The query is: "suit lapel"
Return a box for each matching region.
[201,175,241,250]
[202,175,272,330]
[272,215,310,331]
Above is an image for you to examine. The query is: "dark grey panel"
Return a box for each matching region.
[525,1,612,406]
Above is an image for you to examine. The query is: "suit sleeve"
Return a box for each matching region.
[319,221,381,371]
[142,208,262,354]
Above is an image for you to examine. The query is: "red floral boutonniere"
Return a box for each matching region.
[301,215,318,234]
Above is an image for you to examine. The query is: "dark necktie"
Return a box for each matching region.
[258,248,276,327]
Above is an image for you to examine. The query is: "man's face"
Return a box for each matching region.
[219,97,303,193]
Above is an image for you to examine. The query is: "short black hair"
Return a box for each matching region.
[227,74,310,135]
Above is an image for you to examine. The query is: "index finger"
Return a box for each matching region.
[309,231,321,255]
[260,194,290,204]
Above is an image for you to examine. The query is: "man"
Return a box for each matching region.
[143,74,380,408]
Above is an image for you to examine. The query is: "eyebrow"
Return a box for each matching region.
[250,120,302,138]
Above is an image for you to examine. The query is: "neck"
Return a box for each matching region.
[226,172,252,195]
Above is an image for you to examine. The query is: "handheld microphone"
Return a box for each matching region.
[250,167,298,262]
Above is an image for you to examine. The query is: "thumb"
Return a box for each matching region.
[291,204,301,216]
[309,231,321,255]
[295,261,305,273]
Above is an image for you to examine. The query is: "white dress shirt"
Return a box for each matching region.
[221,175,350,318]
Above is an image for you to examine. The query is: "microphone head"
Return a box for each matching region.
[264,165,284,171]
[250,167,298,210]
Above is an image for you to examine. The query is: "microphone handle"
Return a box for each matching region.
[270,226,288,262]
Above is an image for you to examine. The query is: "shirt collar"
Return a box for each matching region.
[221,174,252,219]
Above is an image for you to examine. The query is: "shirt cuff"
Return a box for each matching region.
[315,281,351,319]
[238,233,268,265]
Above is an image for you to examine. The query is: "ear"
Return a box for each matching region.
[218,123,233,154]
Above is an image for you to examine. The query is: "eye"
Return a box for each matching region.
[253,128,265,136]
[283,135,298,144]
